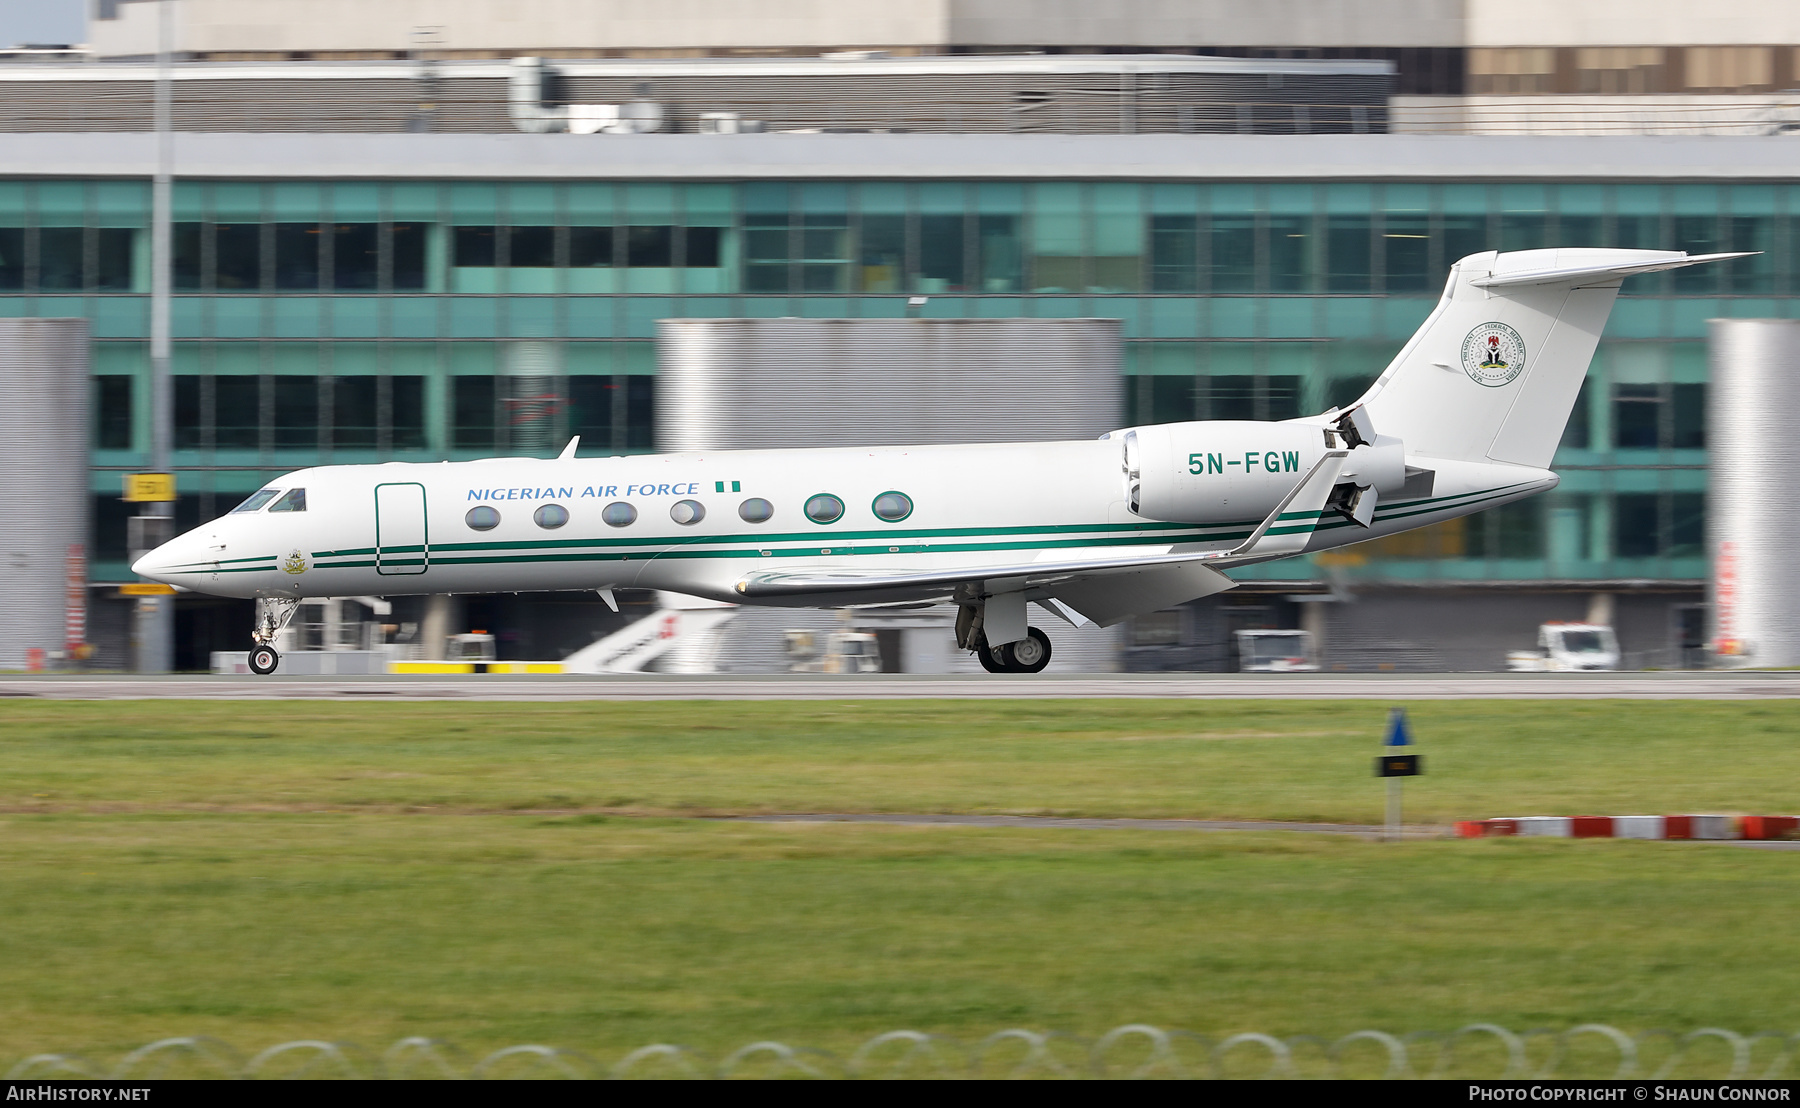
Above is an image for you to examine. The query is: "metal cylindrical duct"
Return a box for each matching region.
[656,317,1120,452]
[0,318,90,670]
[1708,318,1800,667]
[508,56,566,133]
[501,340,563,455]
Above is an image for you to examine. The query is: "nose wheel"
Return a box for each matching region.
[248,645,280,675]
[247,596,300,676]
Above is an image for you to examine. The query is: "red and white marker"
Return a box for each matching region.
[1455,815,1798,840]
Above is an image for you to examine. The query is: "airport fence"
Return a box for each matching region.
[8,1024,1799,1079]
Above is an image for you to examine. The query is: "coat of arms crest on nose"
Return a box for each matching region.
[282,549,309,575]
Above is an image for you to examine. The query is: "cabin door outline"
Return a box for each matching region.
[374,482,429,575]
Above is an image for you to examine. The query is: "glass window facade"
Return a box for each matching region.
[44,175,1795,582]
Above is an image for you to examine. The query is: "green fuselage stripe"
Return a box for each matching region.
[187,483,1538,577]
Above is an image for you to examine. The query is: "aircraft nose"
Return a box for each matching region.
[131,546,172,582]
[132,534,196,583]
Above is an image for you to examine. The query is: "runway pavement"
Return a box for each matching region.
[6,671,1800,700]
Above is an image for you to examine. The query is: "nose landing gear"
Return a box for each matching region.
[248,596,300,676]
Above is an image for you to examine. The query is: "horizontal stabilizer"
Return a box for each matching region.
[1470,251,1754,289]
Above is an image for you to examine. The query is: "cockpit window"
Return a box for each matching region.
[231,489,281,513]
[268,488,307,513]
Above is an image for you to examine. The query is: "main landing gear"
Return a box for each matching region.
[957,603,1053,674]
[976,627,1053,674]
[248,596,300,676]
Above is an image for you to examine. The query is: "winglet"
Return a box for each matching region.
[1212,449,1349,561]
[558,436,581,459]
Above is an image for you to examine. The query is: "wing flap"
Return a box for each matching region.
[1046,560,1235,627]
[733,548,1219,602]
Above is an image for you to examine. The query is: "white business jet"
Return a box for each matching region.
[135,248,1742,675]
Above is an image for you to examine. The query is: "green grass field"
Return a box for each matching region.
[1,699,1797,1074]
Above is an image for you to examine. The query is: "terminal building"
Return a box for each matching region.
[1,1,1796,671]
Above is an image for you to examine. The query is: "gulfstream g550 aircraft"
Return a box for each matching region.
[135,248,1742,675]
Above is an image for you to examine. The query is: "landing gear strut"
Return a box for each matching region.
[248,596,300,676]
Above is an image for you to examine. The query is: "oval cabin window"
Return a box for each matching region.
[872,491,913,522]
[804,494,845,525]
[738,497,774,523]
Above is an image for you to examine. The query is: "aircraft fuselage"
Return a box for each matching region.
[136,430,1547,607]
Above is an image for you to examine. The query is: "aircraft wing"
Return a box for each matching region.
[732,450,1349,624]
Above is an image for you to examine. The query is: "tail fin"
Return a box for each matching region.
[1353,249,1747,468]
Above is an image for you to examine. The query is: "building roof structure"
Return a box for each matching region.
[0,131,1791,181]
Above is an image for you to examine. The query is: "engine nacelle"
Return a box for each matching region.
[1119,421,1408,525]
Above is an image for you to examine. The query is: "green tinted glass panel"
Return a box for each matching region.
[859,211,903,293]
[509,183,557,223]
[390,183,438,222]
[0,182,26,221]
[38,227,82,290]
[623,183,672,223]
[1384,211,1431,292]
[918,214,964,292]
[331,183,381,221]
[449,184,498,223]
[1090,183,1141,293]
[1267,215,1311,292]
[270,182,322,221]
[36,182,85,227]
[859,182,906,215]
[1150,215,1197,293]
[1326,215,1371,292]
[684,184,732,226]
[95,181,149,227]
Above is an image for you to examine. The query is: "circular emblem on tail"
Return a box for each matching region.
[1461,322,1527,387]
